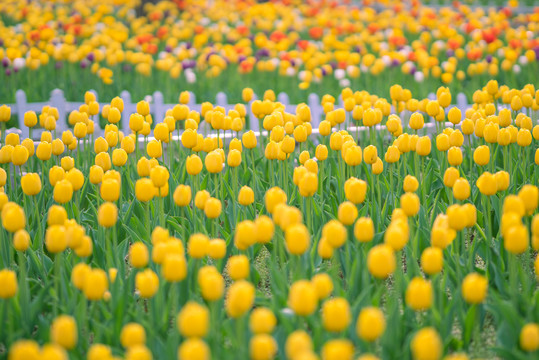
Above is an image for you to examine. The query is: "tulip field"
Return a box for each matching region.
[2,0,539,360]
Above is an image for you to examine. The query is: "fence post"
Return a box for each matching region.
[456,93,469,117]
[120,90,133,136]
[308,93,321,128]
[15,90,28,139]
[248,96,257,132]
[153,91,165,123]
[50,89,67,134]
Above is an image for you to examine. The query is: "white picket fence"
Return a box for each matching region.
[4,89,477,141]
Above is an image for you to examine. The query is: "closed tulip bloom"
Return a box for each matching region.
[372,157,384,174]
[298,172,318,197]
[317,236,334,259]
[0,145,13,164]
[203,197,221,218]
[127,113,144,134]
[285,223,310,255]
[315,144,328,161]
[17,138,33,155]
[45,225,67,253]
[503,195,525,217]
[311,273,333,300]
[477,172,497,196]
[357,307,385,342]
[354,217,374,242]
[36,141,52,161]
[321,339,354,360]
[129,242,149,268]
[64,168,83,191]
[60,156,75,171]
[285,331,313,360]
[447,146,462,166]
[483,123,499,144]
[441,167,457,187]
[344,177,367,204]
[98,202,117,228]
[47,205,67,226]
[495,171,510,192]
[322,297,351,332]
[453,178,470,200]
[517,129,532,147]
[177,338,210,360]
[1,203,25,233]
[249,334,277,360]
[249,307,276,335]
[0,269,17,299]
[205,151,223,173]
[83,269,108,301]
[411,327,442,360]
[344,145,362,166]
[120,323,146,349]
[162,254,187,282]
[447,204,467,231]
[227,149,242,167]
[504,224,529,254]
[362,145,377,165]
[520,323,539,352]
[194,190,210,210]
[187,233,209,259]
[173,185,191,207]
[447,107,461,125]
[177,301,209,338]
[403,175,419,193]
[181,129,198,149]
[238,186,254,206]
[384,220,409,251]
[421,247,443,275]
[473,145,490,166]
[186,154,203,175]
[100,178,120,202]
[198,266,224,301]
[89,165,104,185]
[322,220,347,248]
[21,173,41,196]
[436,134,450,152]
[11,145,28,166]
[13,229,30,251]
[95,152,111,171]
[241,130,258,149]
[409,112,424,130]
[53,179,73,204]
[149,165,169,188]
[135,179,154,202]
[385,145,400,163]
[462,273,488,304]
[50,315,77,350]
[416,136,431,156]
[135,269,159,298]
[368,244,396,279]
[462,203,477,228]
[288,280,318,316]
[519,185,539,215]
[227,255,250,280]
[405,277,433,311]
[265,187,287,214]
[225,280,255,318]
[338,201,358,225]
[401,192,420,216]
[146,140,162,159]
